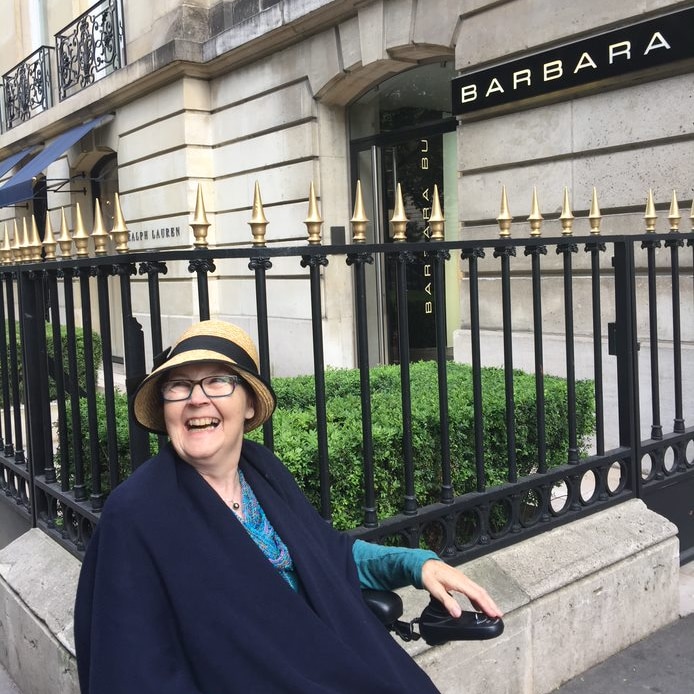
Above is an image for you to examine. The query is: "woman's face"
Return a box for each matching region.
[162,362,255,473]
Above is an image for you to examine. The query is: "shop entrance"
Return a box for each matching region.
[349,63,458,364]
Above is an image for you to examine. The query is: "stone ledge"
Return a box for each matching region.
[0,499,680,694]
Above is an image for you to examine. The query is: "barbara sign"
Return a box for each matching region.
[452,7,694,115]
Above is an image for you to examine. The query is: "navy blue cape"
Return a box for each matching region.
[74,441,440,693]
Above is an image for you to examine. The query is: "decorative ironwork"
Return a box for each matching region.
[0,185,691,566]
[55,0,126,102]
[2,46,53,130]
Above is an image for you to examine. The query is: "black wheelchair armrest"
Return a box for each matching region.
[361,589,404,626]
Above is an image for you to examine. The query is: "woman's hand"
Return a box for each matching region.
[420,560,503,619]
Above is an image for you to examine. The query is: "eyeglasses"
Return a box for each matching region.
[160,375,241,402]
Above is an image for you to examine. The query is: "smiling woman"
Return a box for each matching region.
[73,320,501,694]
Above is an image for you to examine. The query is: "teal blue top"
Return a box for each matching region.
[352,539,440,591]
[236,472,440,592]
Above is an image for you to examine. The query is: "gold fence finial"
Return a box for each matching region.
[248,181,269,247]
[560,186,574,236]
[668,190,681,232]
[191,183,210,248]
[390,183,408,242]
[29,215,42,261]
[496,185,512,237]
[11,220,20,262]
[644,189,657,233]
[20,217,30,260]
[304,181,323,245]
[589,187,602,235]
[350,180,369,244]
[43,212,57,260]
[1,223,11,265]
[57,207,73,258]
[527,186,543,237]
[111,193,130,253]
[429,184,445,241]
[73,202,90,257]
[92,198,110,255]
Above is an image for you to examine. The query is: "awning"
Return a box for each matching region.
[0,115,111,208]
[0,145,38,180]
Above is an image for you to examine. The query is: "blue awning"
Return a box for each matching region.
[0,116,110,208]
[0,145,38,180]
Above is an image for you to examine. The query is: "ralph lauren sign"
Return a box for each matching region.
[452,7,694,115]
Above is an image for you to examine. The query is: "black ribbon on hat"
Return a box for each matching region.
[164,335,258,375]
[152,346,172,370]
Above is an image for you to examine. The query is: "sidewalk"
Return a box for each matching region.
[0,665,20,694]
[552,561,694,694]
[1,564,692,694]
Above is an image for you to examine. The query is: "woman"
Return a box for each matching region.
[74,320,501,694]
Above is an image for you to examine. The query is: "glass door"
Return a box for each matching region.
[349,62,458,365]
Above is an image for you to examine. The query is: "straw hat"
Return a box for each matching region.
[132,320,276,434]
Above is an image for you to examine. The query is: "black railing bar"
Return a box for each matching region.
[347,251,378,528]
[664,236,685,433]
[139,261,168,451]
[494,244,518,483]
[525,244,548,472]
[394,251,416,515]
[47,270,71,491]
[301,252,332,522]
[30,275,57,485]
[430,249,453,504]
[188,259,214,321]
[0,455,31,481]
[462,248,486,492]
[63,270,86,500]
[5,232,694,272]
[349,460,635,542]
[641,237,663,440]
[32,474,100,522]
[558,241,579,464]
[6,277,24,463]
[96,268,121,492]
[585,240,608,453]
[0,277,10,452]
[1,44,54,80]
[116,263,151,469]
[639,427,694,454]
[54,0,119,38]
[248,256,274,450]
[78,269,103,510]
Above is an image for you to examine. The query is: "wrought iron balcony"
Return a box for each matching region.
[55,0,126,102]
[2,46,54,131]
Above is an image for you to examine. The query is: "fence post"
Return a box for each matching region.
[18,268,52,526]
[611,239,641,496]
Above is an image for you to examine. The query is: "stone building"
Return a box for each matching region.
[0,0,691,376]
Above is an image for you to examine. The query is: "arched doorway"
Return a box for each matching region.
[349,62,459,364]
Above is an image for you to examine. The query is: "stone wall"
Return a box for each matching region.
[0,499,680,694]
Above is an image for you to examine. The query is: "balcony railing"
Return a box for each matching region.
[55,0,126,102]
[2,46,54,131]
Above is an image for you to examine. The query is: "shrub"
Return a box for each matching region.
[249,362,595,529]
[57,361,595,532]
[0,321,102,405]
[57,390,157,492]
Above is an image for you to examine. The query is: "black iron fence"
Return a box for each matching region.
[0,187,693,564]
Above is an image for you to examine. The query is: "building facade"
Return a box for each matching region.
[0,0,691,377]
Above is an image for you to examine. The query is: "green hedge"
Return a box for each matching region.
[0,321,102,405]
[250,361,595,529]
[59,361,595,531]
